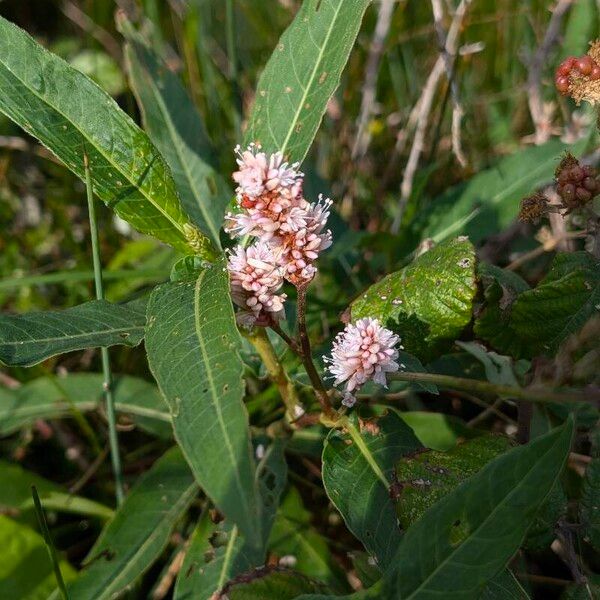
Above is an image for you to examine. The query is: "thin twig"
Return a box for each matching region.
[467,397,511,427]
[84,153,124,506]
[69,445,110,495]
[392,0,472,233]
[430,0,467,166]
[524,0,575,145]
[61,1,122,63]
[352,0,397,159]
[506,230,588,271]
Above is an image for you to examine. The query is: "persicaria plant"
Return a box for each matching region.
[0,3,599,600]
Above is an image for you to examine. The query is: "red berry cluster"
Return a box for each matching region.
[555,153,599,211]
[555,54,600,95]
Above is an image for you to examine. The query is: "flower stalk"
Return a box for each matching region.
[248,328,304,421]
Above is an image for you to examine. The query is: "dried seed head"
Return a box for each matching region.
[518,192,550,223]
[556,40,600,105]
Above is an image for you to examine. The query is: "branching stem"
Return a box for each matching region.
[389,371,596,405]
[295,284,335,418]
[248,328,304,420]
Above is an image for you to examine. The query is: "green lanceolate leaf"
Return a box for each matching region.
[145,261,263,548]
[0,515,76,600]
[510,252,600,357]
[244,0,372,162]
[0,16,197,253]
[268,487,347,591]
[412,139,586,244]
[65,447,197,600]
[0,460,113,522]
[322,411,422,570]
[121,17,231,248]
[0,373,170,438]
[174,514,257,600]
[0,300,145,367]
[351,237,476,360]
[395,435,513,529]
[224,569,329,600]
[380,417,574,598]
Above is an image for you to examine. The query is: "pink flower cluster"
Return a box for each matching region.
[226,144,332,325]
[325,318,401,406]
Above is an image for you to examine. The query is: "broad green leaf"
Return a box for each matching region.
[121,18,231,248]
[322,411,422,569]
[581,428,600,551]
[412,139,586,244]
[225,569,328,600]
[0,16,199,254]
[174,514,257,600]
[269,487,347,591]
[0,515,76,600]
[395,435,513,529]
[351,237,476,360]
[244,0,371,162]
[145,261,263,548]
[0,300,145,367]
[380,417,574,598]
[0,460,113,522]
[0,373,171,438]
[65,447,197,600]
[510,252,600,357]
[397,412,478,452]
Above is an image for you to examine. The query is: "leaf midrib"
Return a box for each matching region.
[0,325,144,347]
[278,0,345,156]
[0,23,185,238]
[141,59,221,244]
[192,273,257,542]
[403,429,568,598]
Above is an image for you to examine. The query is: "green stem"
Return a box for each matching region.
[249,328,304,420]
[31,486,70,600]
[389,371,595,405]
[296,285,335,418]
[84,153,124,506]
